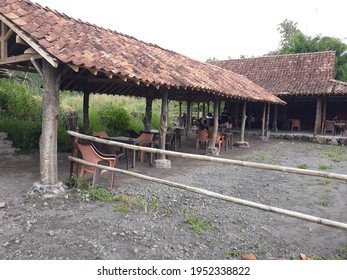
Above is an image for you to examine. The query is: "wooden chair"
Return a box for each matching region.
[290,119,301,131]
[195,129,209,149]
[76,141,116,193]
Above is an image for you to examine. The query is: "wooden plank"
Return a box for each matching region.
[0,53,40,65]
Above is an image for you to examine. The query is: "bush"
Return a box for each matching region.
[0,118,41,152]
[99,103,130,136]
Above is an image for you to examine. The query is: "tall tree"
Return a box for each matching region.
[271,19,347,81]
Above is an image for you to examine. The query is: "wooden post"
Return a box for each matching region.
[82,91,90,134]
[261,103,266,137]
[322,98,327,134]
[178,101,182,119]
[273,104,278,131]
[240,102,247,142]
[40,60,60,185]
[202,102,206,118]
[266,103,271,132]
[209,98,219,148]
[235,102,239,129]
[314,97,323,136]
[185,100,192,136]
[143,95,153,131]
[159,90,168,159]
[69,112,78,175]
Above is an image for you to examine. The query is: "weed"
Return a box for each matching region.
[318,197,333,207]
[149,197,160,214]
[182,209,214,233]
[88,186,114,201]
[114,194,147,213]
[297,164,307,169]
[317,179,332,186]
[318,164,331,170]
[323,146,347,161]
[225,249,239,259]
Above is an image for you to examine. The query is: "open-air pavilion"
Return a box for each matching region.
[210,51,347,136]
[0,0,284,189]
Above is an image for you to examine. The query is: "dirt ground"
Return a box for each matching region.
[1,134,347,260]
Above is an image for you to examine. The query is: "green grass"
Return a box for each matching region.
[317,197,333,207]
[297,164,307,169]
[225,249,239,259]
[182,209,214,233]
[323,146,347,161]
[317,179,332,186]
[318,164,331,170]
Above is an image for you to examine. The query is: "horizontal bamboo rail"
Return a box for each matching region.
[69,156,347,231]
[67,130,347,181]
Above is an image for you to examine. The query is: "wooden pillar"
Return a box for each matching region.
[235,102,239,129]
[178,101,182,119]
[261,103,266,137]
[209,98,219,148]
[273,104,278,131]
[159,90,168,159]
[185,100,192,136]
[143,95,153,131]
[266,103,271,132]
[197,103,200,119]
[82,91,90,134]
[202,103,206,118]
[240,102,247,142]
[314,97,323,136]
[40,60,60,185]
[322,98,327,123]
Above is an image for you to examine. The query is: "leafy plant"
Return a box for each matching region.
[318,164,331,170]
[317,179,331,186]
[182,209,214,233]
[225,249,239,259]
[88,186,114,202]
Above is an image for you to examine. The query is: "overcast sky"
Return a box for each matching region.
[33,0,346,62]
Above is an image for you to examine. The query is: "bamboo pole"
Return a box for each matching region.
[67,131,347,181]
[69,156,347,232]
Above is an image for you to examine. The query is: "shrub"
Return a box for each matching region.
[99,103,130,136]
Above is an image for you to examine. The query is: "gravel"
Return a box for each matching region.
[1,136,347,260]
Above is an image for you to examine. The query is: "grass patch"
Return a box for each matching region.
[317,179,332,186]
[182,209,214,233]
[225,249,239,259]
[113,194,160,214]
[323,146,347,161]
[297,164,307,169]
[317,197,333,207]
[318,164,331,170]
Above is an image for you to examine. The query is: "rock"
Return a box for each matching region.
[0,202,6,208]
[48,230,55,236]
[241,253,257,260]
[153,159,171,169]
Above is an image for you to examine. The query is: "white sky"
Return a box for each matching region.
[33,0,346,62]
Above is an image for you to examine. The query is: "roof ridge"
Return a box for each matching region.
[216,51,336,62]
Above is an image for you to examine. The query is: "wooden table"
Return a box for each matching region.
[110,137,158,168]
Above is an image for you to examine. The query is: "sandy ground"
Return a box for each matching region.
[1,134,347,260]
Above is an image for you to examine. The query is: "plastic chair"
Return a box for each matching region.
[208,131,225,150]
[126,129,140,138]
[91,141,128,170]
[92,131,109,138]
[195,129,209,149]
[324,120,335,135]
[76,141,116,193]
[290,119,301,131]
[136,133,154,162]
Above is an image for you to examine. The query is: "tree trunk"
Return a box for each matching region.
[159,91,168,159]
[266,103,271,131]
[261,103,266,137]
[40,60,60,185]
[240,102,247,142]
[273,104,278,131]
[185,100,192,136]
[235,102,239,129]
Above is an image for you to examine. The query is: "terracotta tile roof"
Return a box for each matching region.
[0,0,284,104]
[210,51,347,96]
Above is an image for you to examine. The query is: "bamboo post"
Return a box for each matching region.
[69,112,78,176]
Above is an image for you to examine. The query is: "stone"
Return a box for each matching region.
[28,181,67,198]
[241,253,257,260]
[234,141,250,147]
[153,159,171,169]
[0,202,6,208]
[205,147,220,156]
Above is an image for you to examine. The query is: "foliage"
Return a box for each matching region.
[271,19,347,81]
[296,164,307,169]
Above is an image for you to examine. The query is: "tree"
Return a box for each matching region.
[271,19,347,81]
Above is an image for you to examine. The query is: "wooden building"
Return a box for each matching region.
[211,51,347,135]
[0,0,283,187]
